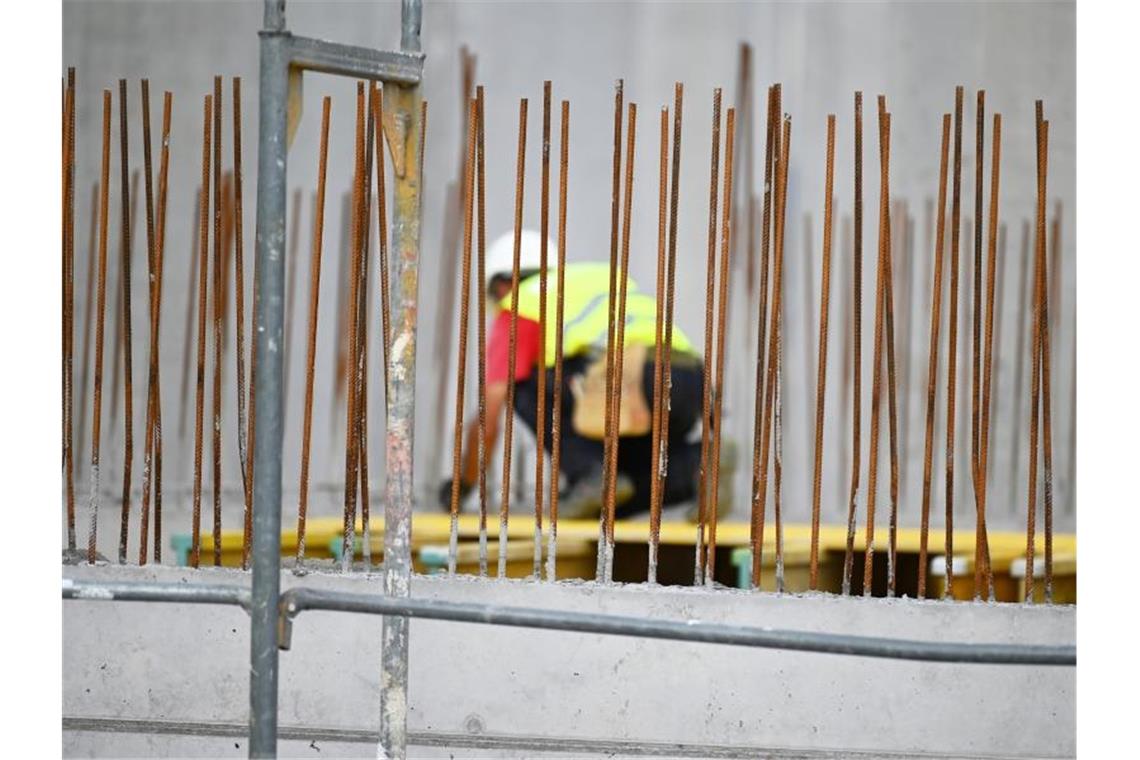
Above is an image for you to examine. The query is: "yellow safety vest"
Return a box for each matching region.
[500,262,694,367]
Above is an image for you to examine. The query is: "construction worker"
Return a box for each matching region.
[439,229,725,520]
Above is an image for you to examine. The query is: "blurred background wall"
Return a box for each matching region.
[63,0,1075,550]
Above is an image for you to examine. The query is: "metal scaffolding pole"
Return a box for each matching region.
[250,1,423,756]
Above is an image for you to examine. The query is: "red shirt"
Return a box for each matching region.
[487,310,541,384]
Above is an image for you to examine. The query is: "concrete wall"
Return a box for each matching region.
[62,2,1075,564]
[63,564,1075,758]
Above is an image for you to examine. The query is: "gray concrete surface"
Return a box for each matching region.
[63,564,1075,758]
[62,2,1076,566]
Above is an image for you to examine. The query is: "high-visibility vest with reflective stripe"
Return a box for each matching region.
[500,261,694,368]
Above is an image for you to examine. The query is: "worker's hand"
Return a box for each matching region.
[437,477,473,511]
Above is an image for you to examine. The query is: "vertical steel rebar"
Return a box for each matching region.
[373,87,393,403]
[971,92,985,496]
[210,76,226,567]
[77,182,99,519]
[342,83,366,572]
[548,99,570,582]
[658,82,684,575]
[117,80,135,565]
[179,191,202,442]
[64,70,77,552]
[296,96,331,569]
[191,95,212,569]
[231,77,252,570]
[944,86,965,598]
[475,87,489,577]
[880,109,900,598]
[151,92,172,564]
[447,98,478,575]
[976,112,1001,600]
[533,82,553,578]
[138,80,158,565]
[499,98,529,579]
[598,81,623,581]
[756,116,791,591]
[89,91,113,565]
[648,105,669,584]
[750,85,777,589]
[842,92,863,596]
[696,89,723,585]
[356,87,375,568]
[707,107,736,586]
[809,115,836,589]
[917,114,951,599]
[602,101,637,584]
[862,103,890,596]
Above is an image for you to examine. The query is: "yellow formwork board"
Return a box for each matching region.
[193,513,1076,572]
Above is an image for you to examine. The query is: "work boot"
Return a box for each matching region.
[558,466,634,520]
[686,438,738,523]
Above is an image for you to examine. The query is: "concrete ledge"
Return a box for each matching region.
[63,564,1074,758]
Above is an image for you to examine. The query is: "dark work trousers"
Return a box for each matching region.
[513,353,704,518]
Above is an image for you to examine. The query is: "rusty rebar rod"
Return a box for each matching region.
[296,96,331,568]
[191,94,212,569]
[499,97,529,579]
[63,70,77,551]
[602,101,637,584]
[696,88,723,585]
[756,115,791,591]
[655,82,684,575]
[373,87,392,410]
[707,106,736,586]
[341,83,366,572]
[448,97,478,575]
[917,114,951,599]
[842,91,864,596]
[210,76,225,567]
[975,112,1001,600]
[971,91,985,494]
[151,91,172,564]
[598,81,623,581]
[773,117,792,593]
[1040,121,1055,605]
[117,79,135,565]
[88,91,113,565]
[548,99,570,582]
[881,108,901,598]
[943,86,965,598]
[138,80,158,564]
[108,169,138,441]
[535,80,552,578]
[862,103,890,596]
[748,85,775,587]
[1024,111,1048,602]
[77,182,99,512]
[355,86,375,567]
[231,77,251,570]
[809,114,836,589]
[750,84,780,590]
[648,105,669,584]
[475,87,489,577]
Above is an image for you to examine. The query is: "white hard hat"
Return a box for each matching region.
[485,229,556,287]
